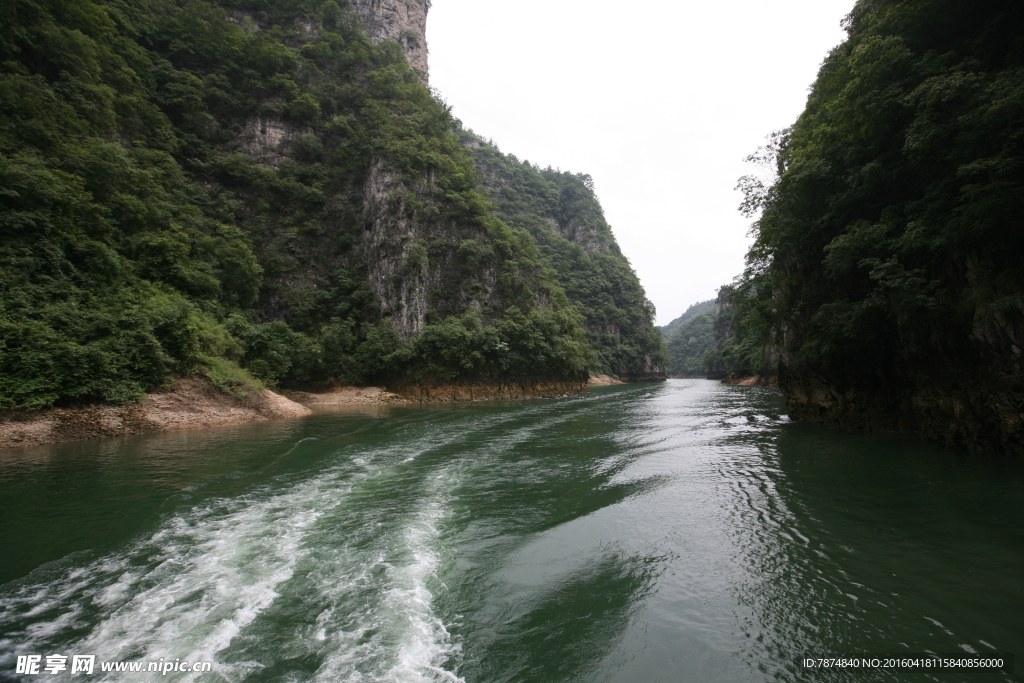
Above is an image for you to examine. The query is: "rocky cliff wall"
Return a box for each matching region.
[707,289,731,379]
[462,134,667,381]
[709,287,778,382]
[777,328,1024,454]
[347,0,429,82]
[358,160,511,337]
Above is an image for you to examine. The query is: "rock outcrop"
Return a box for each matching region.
[358,158,538,337]
[284,385,407,405]
[347,0,429,82]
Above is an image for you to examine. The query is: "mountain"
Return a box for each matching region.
[0,0,663,411]
[465,135,666,381]
[659,300,714,340]
[664,310,715,377]
[733,0,1024,453]
[660,294,776,380]
[660,300,714,376]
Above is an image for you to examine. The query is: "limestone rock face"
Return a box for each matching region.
[347,0,430,82]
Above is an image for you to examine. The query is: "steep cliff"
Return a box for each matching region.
[0,0,598,411]
[464,134,667,381]
[347,0,429,82]
[707,286,777,384]
[734,0,1024,453]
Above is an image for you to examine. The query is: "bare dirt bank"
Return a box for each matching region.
[723,374,780,389]
[0,380,311,449]
[392,378,587,402]
[588,374,625,386]
[283,386,407,406]
[1,377,596,450]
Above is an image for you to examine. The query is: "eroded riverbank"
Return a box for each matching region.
[0,377,604,449]
[0,380,311,449]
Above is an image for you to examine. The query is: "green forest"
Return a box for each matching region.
[732,0,1024,451]
[659,299,712,342]
[465,134,666,380]
[0,0,664,411]
[659,300,713,376]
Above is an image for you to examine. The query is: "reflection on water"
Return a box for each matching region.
[0,380,1022,682]
[735,427,1024,682]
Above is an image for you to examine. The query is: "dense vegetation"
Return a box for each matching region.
[660,295,772,378]
[659,299,713,341]
[465,134,666,379]
[663,304,715,376]
[0,0,605,409]
[734,0,1024,450]
[659,299,717,376]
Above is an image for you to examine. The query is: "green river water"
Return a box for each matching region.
[0,380,1022,682]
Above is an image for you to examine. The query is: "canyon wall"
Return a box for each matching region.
[348,0,429,82]
[0,0,664,431]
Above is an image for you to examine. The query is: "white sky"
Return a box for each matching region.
[427,0,853,325]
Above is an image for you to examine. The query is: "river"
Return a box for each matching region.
[1,380,1021,682]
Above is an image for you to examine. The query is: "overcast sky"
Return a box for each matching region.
[427,0,854,325]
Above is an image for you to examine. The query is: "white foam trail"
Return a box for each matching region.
[2,440,469,682]
[383,504,463,683]
[310,470,465,683]
[0,459,364,682]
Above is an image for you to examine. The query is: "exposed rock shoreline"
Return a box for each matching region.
[723,374,780,389]
[588,374,625,386]
[0,377,604,449]
[282,385,408,406]
[0,380,312,450]
[394,378,588,402]
[780,370,1024,454]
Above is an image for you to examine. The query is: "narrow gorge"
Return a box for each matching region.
[3,3,1024,681]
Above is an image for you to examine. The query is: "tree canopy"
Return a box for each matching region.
[733,0,1024,450]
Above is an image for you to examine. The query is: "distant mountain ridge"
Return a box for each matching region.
[659,300,714,340]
